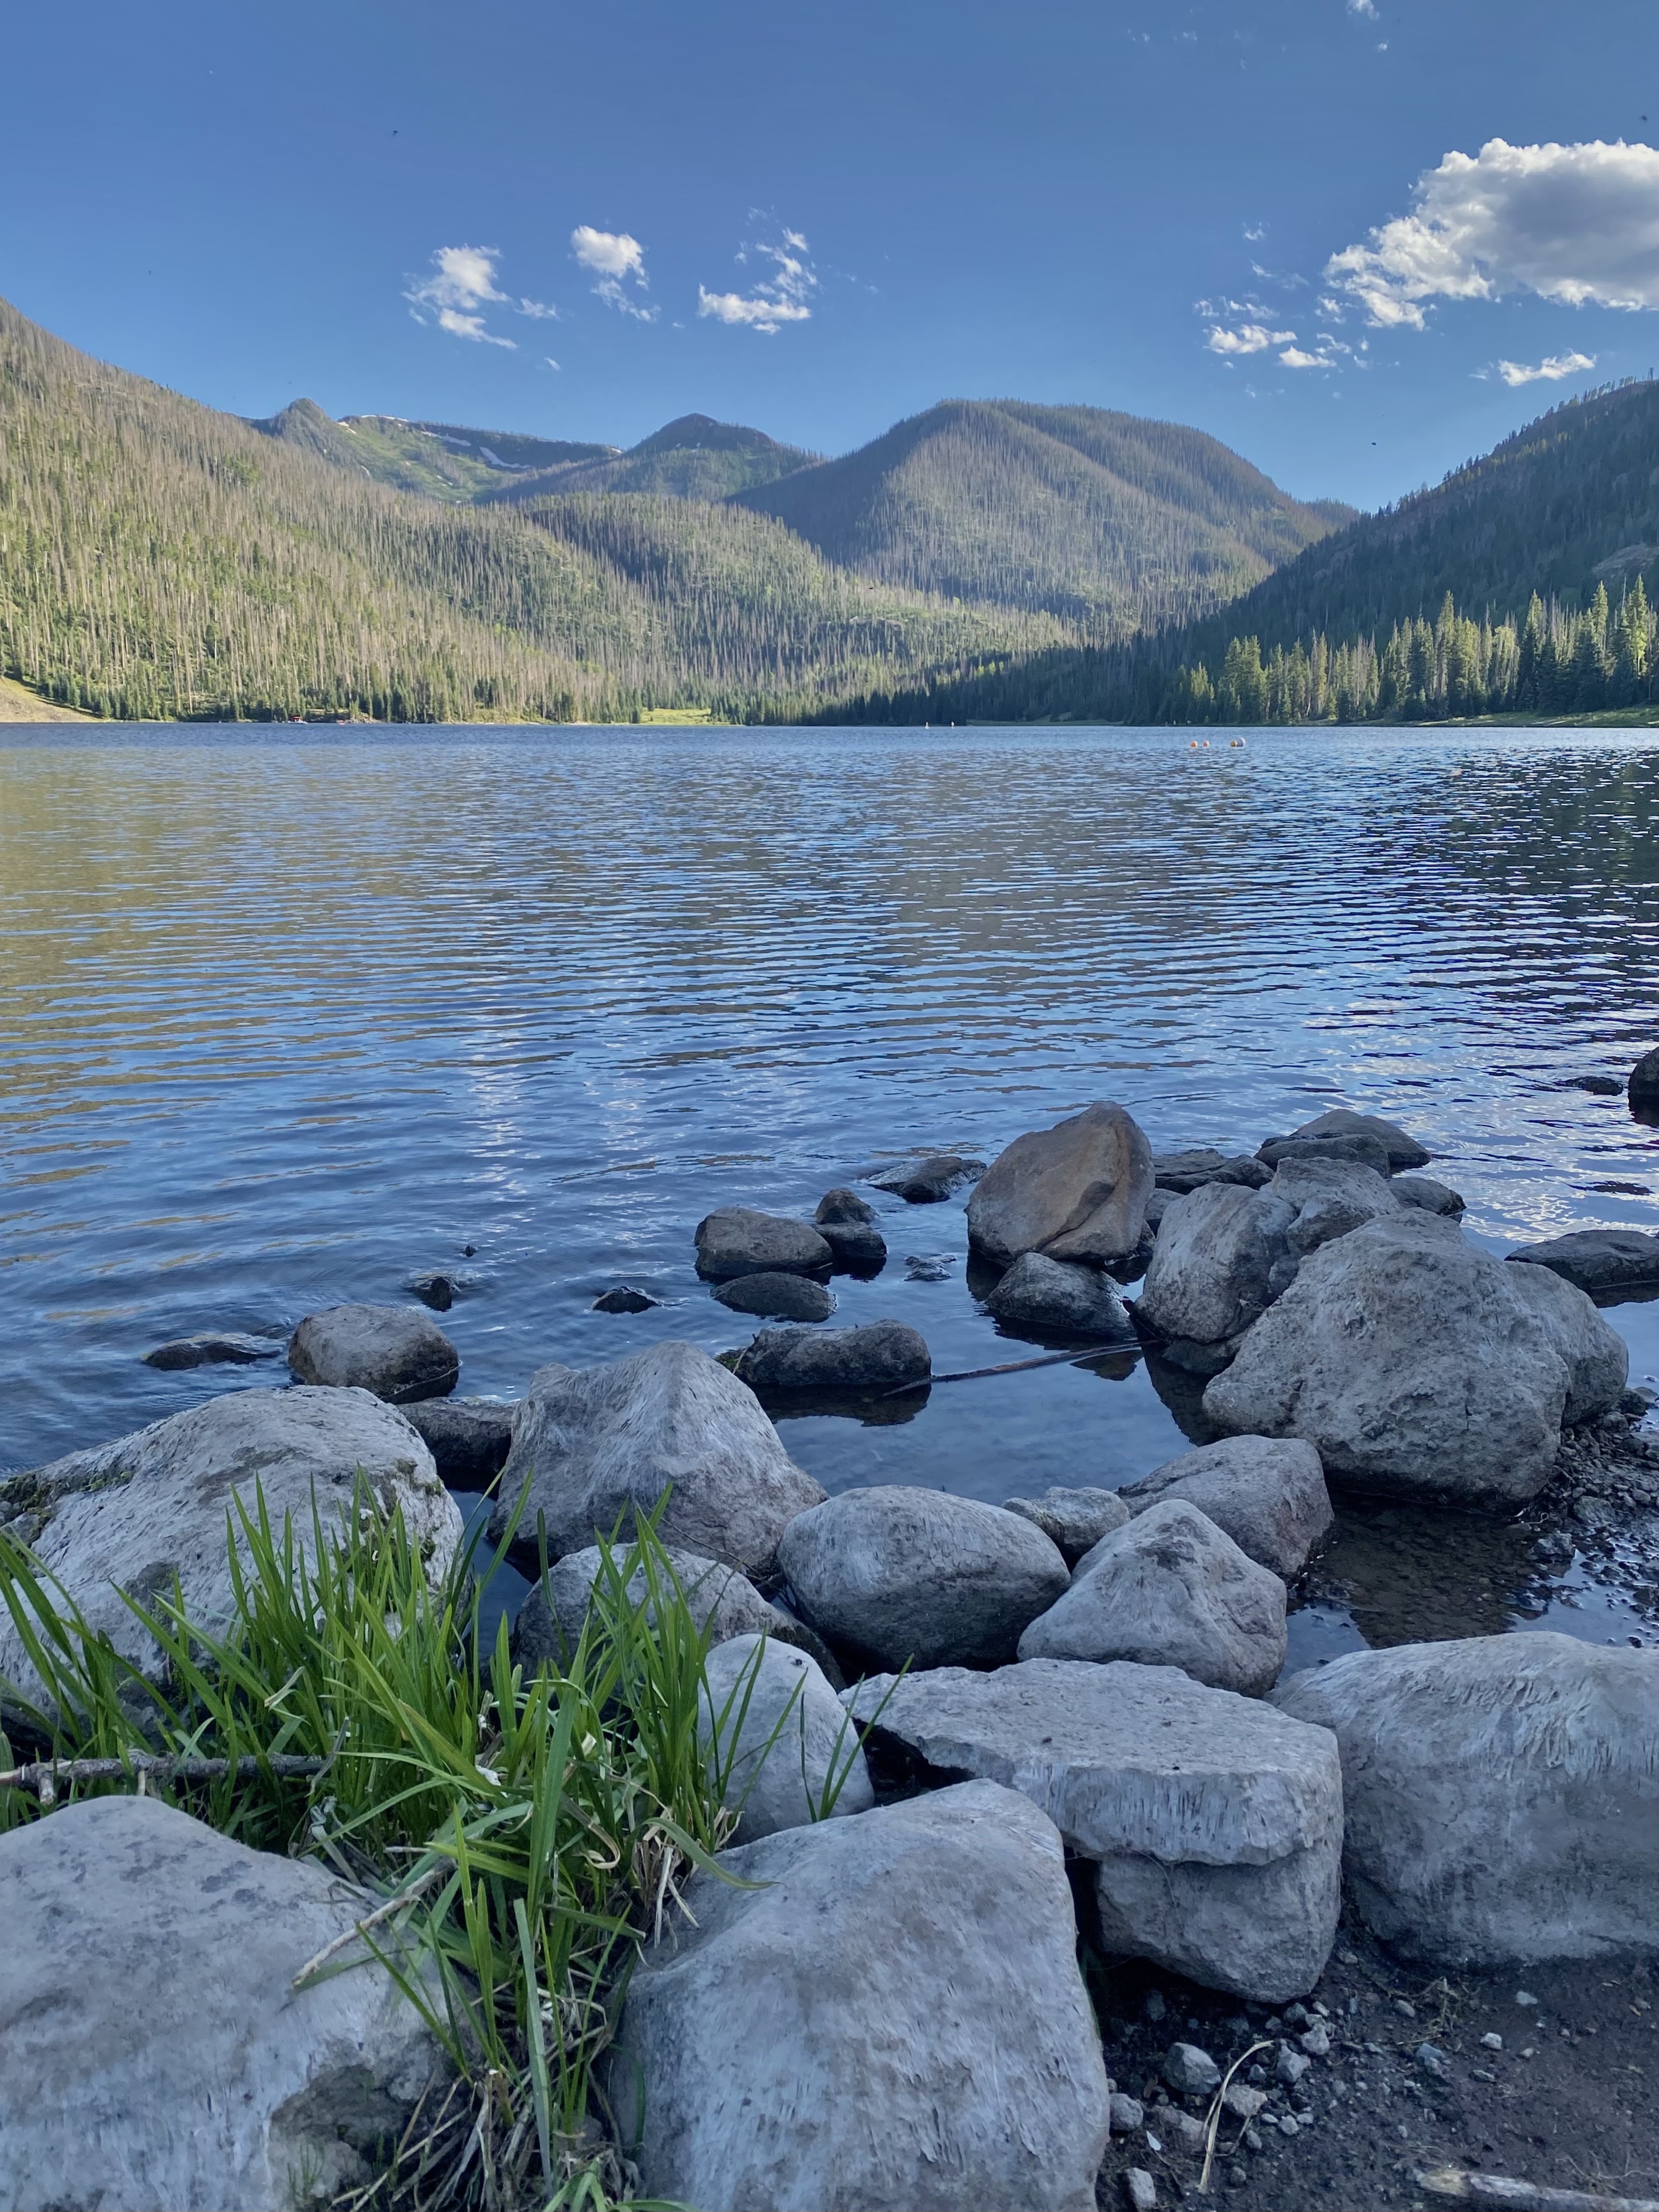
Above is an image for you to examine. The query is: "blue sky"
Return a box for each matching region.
[3,0,1656,509]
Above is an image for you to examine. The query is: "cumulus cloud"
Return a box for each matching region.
[699,226,819,333]
[1494,349,1597,386]
[1206,321,1297,354]
[571,227,656,319]
[1326,138,1659,329]
[1279,345,1327,368]
[405,245,516,345]
[1347,0,1377,17]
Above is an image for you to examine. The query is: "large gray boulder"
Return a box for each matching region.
[612,1781,1111,2212]
[1274,1633,1659,1965]
[778,1486,1070,1671]
[1134,1182,1299,1368]
[1117,1436,1333,1579]
[731,1320,930,1394]
[1501,1260,1630,1424]
[1019,1499,1286,1696]
[487,1341,823,1579]
[693,1207,832,1281]
[1002,1485,1130,1565]
[0,1388,460,1707]
[288,1302,459,1402]
[0,1796,448,2211]
[1203,1212,1577,1504]
[845,1660,1342,2002]
[701,1633,873,1842]
[1508,1229,1659,1302]
[967,1102,1154,1268]
[1283,1108,1431,1171]
[1270,1155,1403,1254]
[984,1252,1132,1337]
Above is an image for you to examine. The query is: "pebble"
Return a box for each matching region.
[1299,2020,1332,2057]
[1109,2093,1145,2134]
[1278,2114,1301,2136]
[1163,2110,1208,2154]
[1223,2085,1268,2121]
[1164,2043,1222,2096]
[1229,2166,1249,2189]
[1283,2003,1310,2028]
[1516,1990,1538,2008]
[1415,2042,1451,2081]
[1393,1998,1418,2018]
[1124,2170,1158,2212]
[1481,2031,1504,2051]
[1275,2046,1312,2088]
[1471,2066,1496,2082]
[1243,2128,1264,2153]
[1143,1990,1168,2024]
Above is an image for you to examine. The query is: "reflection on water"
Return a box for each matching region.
[3,722,1658,1662]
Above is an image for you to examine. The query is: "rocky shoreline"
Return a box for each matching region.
[2,1089,1657,2212]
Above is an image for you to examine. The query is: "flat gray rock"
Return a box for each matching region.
[488,1340,823,1580]
[1020,1498,1286,1696]
[1135,1182,1299,1352]
[1284,1109,1430,1171]
[1152,1150,1271,1193]
[1501,1260,1630,1423]
[701,1633,872,1842]
[984,1252,1133,1337]
[732,1319,929,1394]
[713,1272,836,1321]
[612,1780,1111,2212]
[0,1388,460,1706]
[0,1796,448,2212]
[1270,1155,1403,1254]
[142,1332,284,1370]
[844,1659,1342,2002]
[1204,1212,1575,1504]
[1003,1485,1131,1564]
[1118,1436,1333,1579]
[779,1486,1069,1670]
[1390,1174,1466,1216]
[288,1302,459,1402]
[401,1395,516,1486]
[693,1207,832,1281]
[967,1102,1154,1268]
[1255,1131,1394,1179]
[1274,1632,1659,1966]
[869,1153,986,1203]
[1507,1228,1659,1301]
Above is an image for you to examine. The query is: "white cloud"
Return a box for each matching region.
[1347,0,1377,17]
[1206,321,1296,354]
[698,226,819,334]
[405,244,517,345]
[1327,137,1659,329]
[571,226,657,319]
[1494,349,1597,386]
[1279,345,1327,368]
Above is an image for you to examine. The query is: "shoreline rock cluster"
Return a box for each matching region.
[3,1085,1657,2211]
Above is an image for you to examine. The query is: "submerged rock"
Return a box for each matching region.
[1117,1435,1333,1580]
[406,1270,460,1312]
[868,1153,986,1203]
[1274,1632,1659,1965]
[967,1102,1154,1269]
[731,1320,929,1394]
[1134,1182,1299,1365]
[0,1388,460,1704]
[612,1781,1111,2212]
[141,1332,285,1371]
[0,1796,449,2212]
[592,1285,660,1314]
[288,1302,460,1403]
[488,1340,823,1580]
[1628,1046,1659,1115]
[693,1207,831,1281]
[401,1396,516,1486]
[1019,1499,1286,1696]
[1507,1228,1659,1302]
[779,1486,1069,1671]
[845,1660,1342,2002]
[1002,1485,1131,1564]
[712,1272,836,1322]
[984,1252,1133,1338]
[700,1633,872,1843]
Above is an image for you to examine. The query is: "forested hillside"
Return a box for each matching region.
[823,380,1659,726]
[490,415,815,504]
[733,400,1350,633]
[248,400,613,504]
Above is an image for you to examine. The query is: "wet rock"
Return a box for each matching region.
[0,1388,460,1704]
[612,1781,1111,2212]
[401,1396,516,1486]
[816,1187,879,1226]
[905,1253,955,1282]
[592,1285,660,1314]
[1561,1073,1625,1095]
[813,1189,887,1270]
[1020,1500,1286,1696]
[1501,1261,1630,1422]
[288,1302,459,1403]
[1390,1174,1466,1216]
[868,1153,986,1203]
[731,1319,929,1394]
[1507,1228,1659,1302]
[1152,1150,1272,1194]
[1629,1046,1659,1114]
[1135,1183,1299,1365]
[984,1252,1134,1338]
[712,1272,836,1322]
[779,1487,1068,1671]
[142,1332,285,1370]
[1117,1436,1333,1579]
[1002,1485,1131,1565]
[693,1207,831,1281]
[1274,1631,1659,1964]
[0,1796,448,2212]
[1203,1213,1577,1505]
[1270,1155,1403,1253]
[488,1341,823,1580]
[846,1659,1341,2002]
[1256,1131,1394,1179]
[700,1633,872,1843]
[967,1102,1154,1269]
[407,1270,458,1312]
[1284,1108,1431,1171]
[1164,2043,1221,2096]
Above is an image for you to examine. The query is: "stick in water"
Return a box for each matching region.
[884,1340,1142,1394]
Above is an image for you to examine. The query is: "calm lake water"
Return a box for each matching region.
[4,722,1658,1663]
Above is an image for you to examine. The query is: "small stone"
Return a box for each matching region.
[1229,2165,1249,2189]
[1278,2114,1301,2136]
[1515,1991,1538,2007]
[1299,2020,1331,2057]
[1393,1998,1418,2018]
[1471,2065,1496,2082]
[1223,2085,1267,2121]
[1246,2064,1267,2086]
[1163,2042,1222,2096]
[1415,2042,1451,2081]
[1144,1990,1168,2024]
[1109,2092,1146,2133]
[1124,2167,1159,2210]
[904,1253,955,1281]
[593,1286,659,1314]
[1338,1948,1359,1964]
[1243,2127,1263,2152]
[1162,2109,1208,2153]
[1481,2031,1503,2051]
[1275,2046,1311,2088]
[408,1271,458,1312]
[1283,2002,1310,2028]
